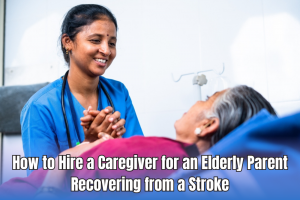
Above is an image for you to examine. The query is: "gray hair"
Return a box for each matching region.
[207,85,276,145]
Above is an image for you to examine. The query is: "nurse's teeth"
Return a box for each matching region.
[95,59,106,63]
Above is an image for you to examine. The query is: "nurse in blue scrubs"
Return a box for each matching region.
[21,4,144,175]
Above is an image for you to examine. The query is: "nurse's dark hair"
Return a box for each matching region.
[207,85,277,145]
[60,4,118,64]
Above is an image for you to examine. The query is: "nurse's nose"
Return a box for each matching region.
[98,41,111,56]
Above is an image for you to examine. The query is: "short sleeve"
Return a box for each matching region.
[21,102,60,175]
[121,85,144,137]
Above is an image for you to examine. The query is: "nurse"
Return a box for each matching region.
[21,4,143,175]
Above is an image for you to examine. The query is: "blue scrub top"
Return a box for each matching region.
[21,76,144,175]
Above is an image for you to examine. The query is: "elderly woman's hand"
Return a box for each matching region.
[80,106,126,142]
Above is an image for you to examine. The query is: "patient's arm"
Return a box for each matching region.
[37,135,113,197]
[37,107,125,197]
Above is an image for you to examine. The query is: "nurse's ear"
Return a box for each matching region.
[195,118,219,139]
[61,33,74,53]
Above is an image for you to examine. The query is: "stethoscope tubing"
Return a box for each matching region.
[61,70,115,148]
[61,70,73,148]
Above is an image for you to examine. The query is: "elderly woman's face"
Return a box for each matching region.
[174,90,225,144]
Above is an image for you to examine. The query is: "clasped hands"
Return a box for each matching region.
[80,106,126,142]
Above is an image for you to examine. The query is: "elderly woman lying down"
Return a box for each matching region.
[0,85,276,198]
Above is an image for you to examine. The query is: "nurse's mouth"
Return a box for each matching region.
[94,58,107,67]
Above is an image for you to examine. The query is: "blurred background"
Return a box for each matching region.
[0,0,300,183]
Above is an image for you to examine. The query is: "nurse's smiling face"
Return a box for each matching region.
[66,18,117,77]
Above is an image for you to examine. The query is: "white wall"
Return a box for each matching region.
[2,0,300,183]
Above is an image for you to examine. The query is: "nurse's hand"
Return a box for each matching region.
[81,106,126,138]
[80,106,111,130]
[80,106,126,142]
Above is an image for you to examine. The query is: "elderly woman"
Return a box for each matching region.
[0,85,276,198]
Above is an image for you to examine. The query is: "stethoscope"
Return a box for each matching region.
[61,70,115,148]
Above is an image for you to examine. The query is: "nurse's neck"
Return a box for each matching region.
[66,67,99,109]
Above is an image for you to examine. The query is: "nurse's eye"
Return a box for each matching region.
[109,42,116,47]
[90,39,100,43]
